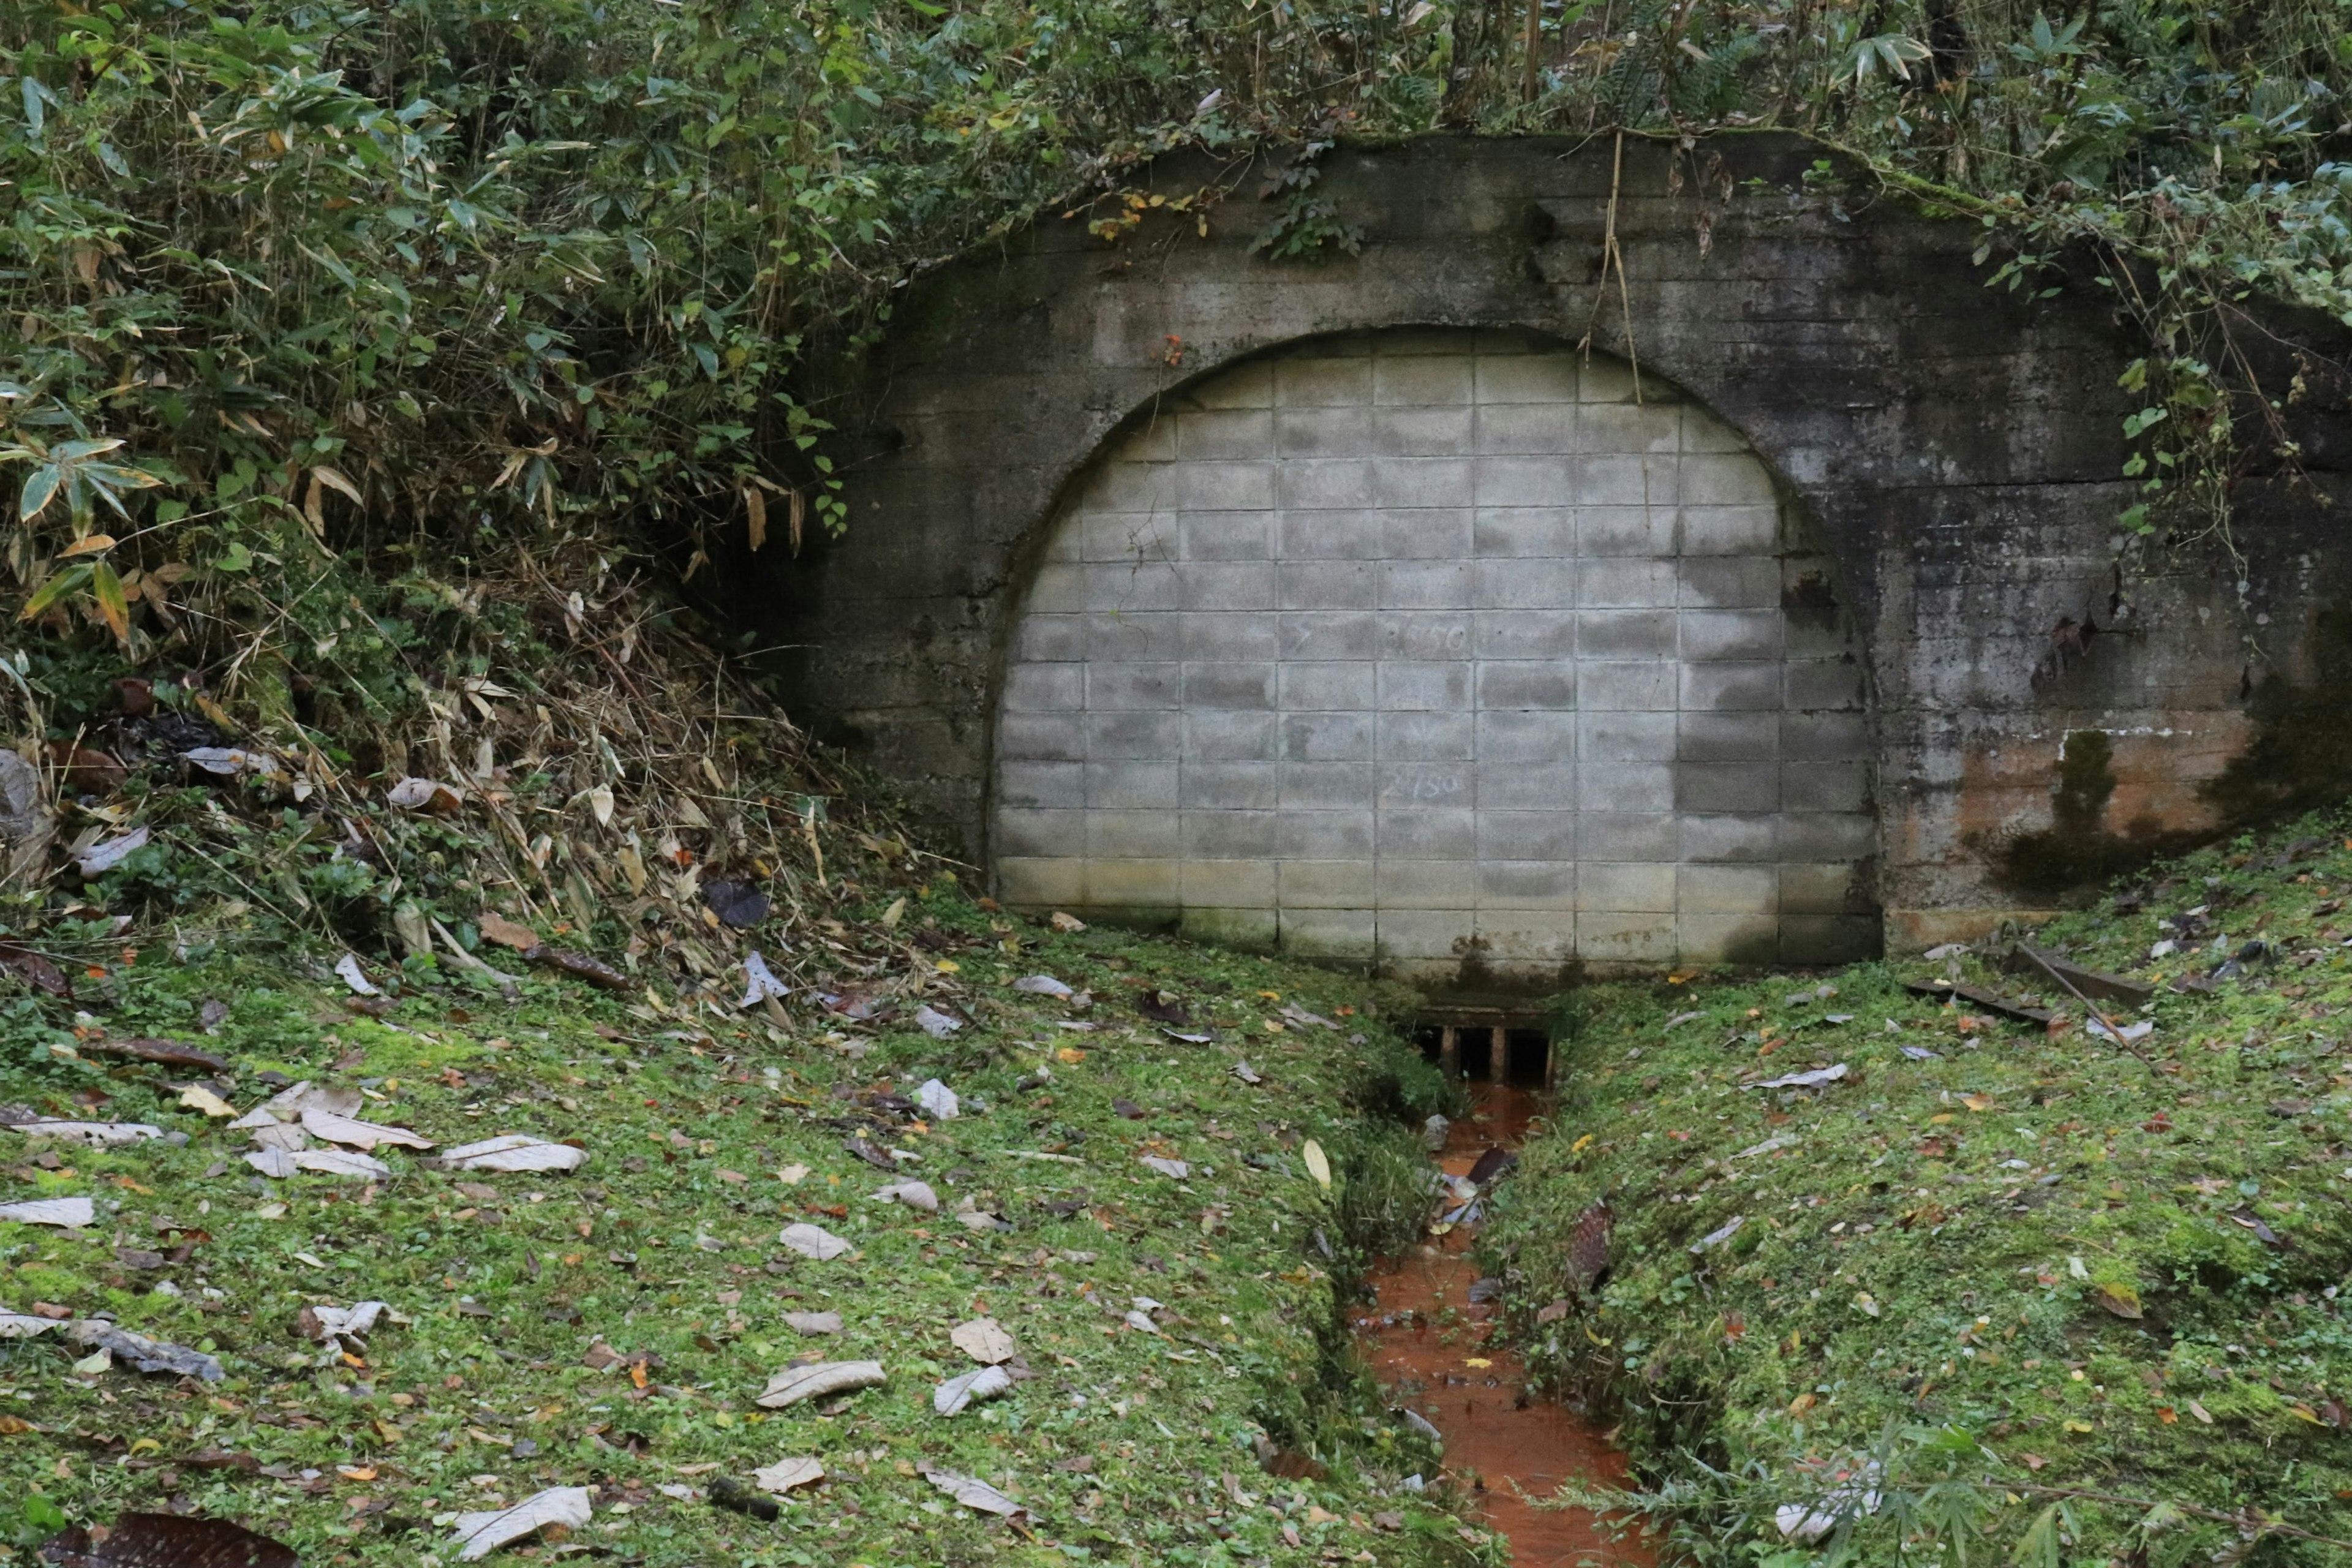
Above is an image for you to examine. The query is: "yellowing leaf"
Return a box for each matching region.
[1462,1357,1492,1369]
[1055,1047,1087,1065]
[88,560,129,641]
[2063,1420,2094,1434]
[1570,1133,1595,1153]
[178,1084,235,1118]
[59,534,115,559]
[1961,1094,1994,1112]
[744,485,767,551]
[1302,1138,1330,1191]
[935,959,960,973]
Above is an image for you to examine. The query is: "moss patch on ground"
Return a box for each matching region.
[1491,807,2352,1566]
[0,889,1477,1567]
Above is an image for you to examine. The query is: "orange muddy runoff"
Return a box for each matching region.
[1353,1083,1651,1567]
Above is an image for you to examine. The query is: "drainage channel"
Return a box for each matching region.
[1356,1041,1650,1566]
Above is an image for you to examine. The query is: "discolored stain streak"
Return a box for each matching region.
[1991,605,2352,899]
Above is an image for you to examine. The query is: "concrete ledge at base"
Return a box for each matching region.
[1885,907,2067,952]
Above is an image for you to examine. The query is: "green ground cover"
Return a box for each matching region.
[1491,809,2352,1566]
[0,888,1471,1567]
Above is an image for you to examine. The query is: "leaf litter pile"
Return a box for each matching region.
[1487,806,2352,1563]
[0,881,1473,1565]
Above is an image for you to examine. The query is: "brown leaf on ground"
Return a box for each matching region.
[0,941,71,999]
[479,914,541,951]
[81,1038,232,1074]
[40,1513,296,1568]
[529,948,633,991]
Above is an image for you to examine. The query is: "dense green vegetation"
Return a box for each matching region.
[1493,806,2352,1564]
[0,878,1476,1564]
[4,0,2350,745]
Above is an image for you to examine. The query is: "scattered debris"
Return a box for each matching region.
[69,1321,224,1381]
[2002,943,2154,1007]
[448,1485,594,1561]
[295,1300,387,1346]
[1049,911,1086,932]
[1420,1114,1450,1152]
[703,879,772,929]
[913,1003,964,1038]
[738,951,790,1009]
[74,826,150,878]
[439,1135,587,1174]
[1690,1215,1746,1254]
[1013,974,1073,998]
[1749,1063,1850,1091]
[782,1311,842,1336]
[707,1476,780,1521]
[2088,1017,2155,1045]
[1231,1060,1262,1085]
[1139,1156,1189,1180]
[916,1078,959,1120]
[1774,1461,1883,1543]
[0,1197,92,1227]
[333,953,381,997]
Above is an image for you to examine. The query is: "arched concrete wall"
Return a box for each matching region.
[993,329,1877,981]
[765,132,2352,968]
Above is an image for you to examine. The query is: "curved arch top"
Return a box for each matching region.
[993,329,1877,979]
[767,132,2351,962]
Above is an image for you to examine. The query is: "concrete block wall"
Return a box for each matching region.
[994,332,1876,979]
[766,134,2352,986]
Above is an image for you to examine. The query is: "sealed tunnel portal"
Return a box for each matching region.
[990,331,1879,982]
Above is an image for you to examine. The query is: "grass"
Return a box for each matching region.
[0,883,1481,1567]
[1488,806,2352,1565]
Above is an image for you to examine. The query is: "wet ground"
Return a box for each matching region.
[1353,1082,1652,1567]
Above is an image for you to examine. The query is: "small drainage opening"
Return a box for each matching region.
[1416,1015,1553,1086]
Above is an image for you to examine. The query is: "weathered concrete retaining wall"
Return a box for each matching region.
[762,132,2352,986]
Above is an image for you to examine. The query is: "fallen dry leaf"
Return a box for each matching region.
[934,1364,1014,1416]
[0,1197,92,1228]
[177,1084,236,1118]
[440,1135,586,1174]
[756,1360,887,1409]
[778,1222,851,1261]
[301,1107,434,1150]
[949,1317,1019,1365]
[752,1457,825,1493]
[6,1120,164,1147]
[39,1513,296,1568]
[448,1485,593,1561]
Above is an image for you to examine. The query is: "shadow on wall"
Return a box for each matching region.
[1994,606,2352,900]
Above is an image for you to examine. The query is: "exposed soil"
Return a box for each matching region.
[1354,1082,1651,1566]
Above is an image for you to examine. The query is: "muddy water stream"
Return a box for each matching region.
[1354,1082,1651,1567]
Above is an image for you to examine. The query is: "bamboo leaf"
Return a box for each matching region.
[18,466,61,523]
[18,563,92,621]
[90,560,131,641]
